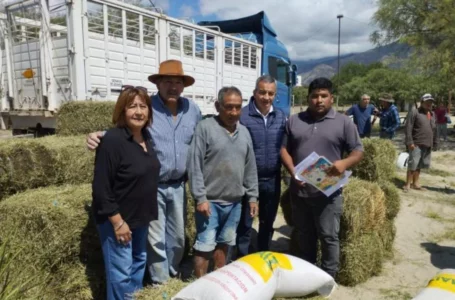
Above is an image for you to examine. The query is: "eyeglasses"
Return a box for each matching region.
[121,85,148,93]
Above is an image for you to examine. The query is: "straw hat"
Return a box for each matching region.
[148,60,195,87]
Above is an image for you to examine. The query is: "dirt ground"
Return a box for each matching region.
[267,129,455,300]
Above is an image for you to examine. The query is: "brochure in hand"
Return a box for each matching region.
[294,152,352,197]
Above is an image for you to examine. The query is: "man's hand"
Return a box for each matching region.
[196,202,211,218]
[408,144,416,151]
[326,160,348,177]
[249,202,258,218]
[292,176,306,188]
[86,131,104,151]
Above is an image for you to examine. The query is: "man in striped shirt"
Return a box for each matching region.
[378,93,401,139]
[86,60,201,285]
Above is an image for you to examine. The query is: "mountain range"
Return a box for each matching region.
[294,42,412,85]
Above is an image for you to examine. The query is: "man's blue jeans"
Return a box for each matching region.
[147,182,186,283]
[97,221,148,300]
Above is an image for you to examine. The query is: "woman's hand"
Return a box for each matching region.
[115,222,132,245]
[109,214,132,245]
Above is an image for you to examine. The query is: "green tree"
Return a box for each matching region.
[332,62,385,90]
[292,86,308,106]
[372,0,455,83]
[340,68,421,111]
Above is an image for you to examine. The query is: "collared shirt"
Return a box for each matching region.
[379,104,401,134]
[92,127,160,229]
[346,104,376,135]
[149,94,202,182]
[283,108,363,198]
[253,101,274,126]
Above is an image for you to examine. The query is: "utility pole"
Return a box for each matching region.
[337,14,343,110]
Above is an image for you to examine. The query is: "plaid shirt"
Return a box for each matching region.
[379,104,400,134]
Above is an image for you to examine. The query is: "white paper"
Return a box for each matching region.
[294,151,352,197]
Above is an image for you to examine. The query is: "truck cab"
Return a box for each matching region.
[199,11,297,116]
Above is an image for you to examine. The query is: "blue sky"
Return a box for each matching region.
[161,0,217,22]
[148,0,380,60]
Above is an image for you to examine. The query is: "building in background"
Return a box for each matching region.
[296,75,303,87]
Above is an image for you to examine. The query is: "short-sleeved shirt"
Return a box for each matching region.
[282,108,364,198]
[346,104,375,136]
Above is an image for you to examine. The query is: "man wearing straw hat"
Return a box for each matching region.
[378,93,401,139]
[403,93,438,192]
[86,60,201,285]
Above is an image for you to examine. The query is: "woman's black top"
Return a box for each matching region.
[92,127,160,229]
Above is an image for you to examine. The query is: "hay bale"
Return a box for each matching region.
[341,178,387,239]
[56,101,115,136]
[0,184,104,299]
[184,186,197,258]
[135,279,190,299]
[378,180,400,220]
[280,188,293,227]
[337,232,384,286]
[0,135,94,201]
[351,138,397,182]
[39,135,95,185]
[379,219,396,259]
[0,139,57,198]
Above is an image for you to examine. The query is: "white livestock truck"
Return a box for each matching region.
[0,0,296,136]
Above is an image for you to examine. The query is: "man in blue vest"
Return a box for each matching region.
[345,94,378,138]
[235,75,287,258]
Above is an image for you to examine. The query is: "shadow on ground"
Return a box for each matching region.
[421,242,455,269]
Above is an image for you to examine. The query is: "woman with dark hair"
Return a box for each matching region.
[92,87,160,300]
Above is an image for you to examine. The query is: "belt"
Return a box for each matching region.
[159,176,186,185]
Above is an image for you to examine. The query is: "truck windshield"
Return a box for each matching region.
[268,56,290,86]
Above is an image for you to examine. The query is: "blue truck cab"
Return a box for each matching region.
[199,11,297,116]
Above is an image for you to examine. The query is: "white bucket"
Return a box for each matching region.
[396,152,409,169]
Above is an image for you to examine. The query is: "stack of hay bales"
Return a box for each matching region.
[0,100,200,299]
[0,135,94,200]
[0,185,105,299]
[56,101,115,136]
[283,138,400,286]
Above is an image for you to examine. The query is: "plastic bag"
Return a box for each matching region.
[172,252,336,300]
[412,269,455,300]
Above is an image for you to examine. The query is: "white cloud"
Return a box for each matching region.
[180,4,196,18]
[198,0,378,60]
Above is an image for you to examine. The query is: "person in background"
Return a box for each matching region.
[403,93,438,192]
[187,86,259,278]
[280,77,363,279]
[434,102,448,142]
[378,93,401,139]
[345,94,378,138]
[92,87,160,299]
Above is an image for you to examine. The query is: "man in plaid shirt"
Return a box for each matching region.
[378,93,401,139]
